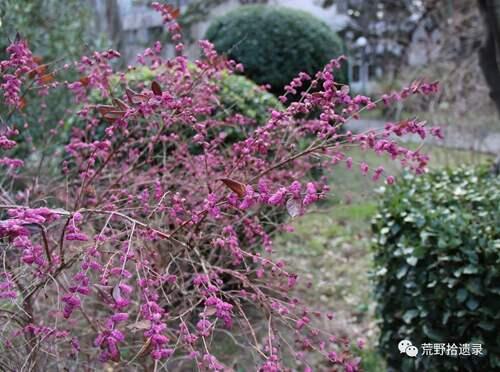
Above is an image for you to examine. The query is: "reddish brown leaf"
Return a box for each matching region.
[137,338,153,357]
[161,4,180,19]
[35,65,47,76]
[125,87,148,105]
[19,97,26,110]
[96,105,126,122]
[171,7,181,19]
[39,73,54,84]
[151,81,162,96]
[32,55,43,65]
[112,98,129,111]
[103,110,126,122]
[79,76,90,86]
[96,104,116,115]
[93,284,113,304]
[218,178,246,198]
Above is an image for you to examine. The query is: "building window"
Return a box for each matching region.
[368,64,376,79]
[352,65,360,82]
[148,26,164,40]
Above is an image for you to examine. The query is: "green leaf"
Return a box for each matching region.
[456,288,468,303]
[466,297,479,311]
[403,309,419,324]
[423,325,445,341]
[406,256,418,266]
[463,265,479,274]
[465,278,484,296]
[477,321,495,331]
[396,265,409,279]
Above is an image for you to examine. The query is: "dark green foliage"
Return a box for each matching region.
[205,5,347,93]
[0,0,95,59]
[372,166,500,371]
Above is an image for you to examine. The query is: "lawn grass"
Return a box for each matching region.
[274,145,493,371]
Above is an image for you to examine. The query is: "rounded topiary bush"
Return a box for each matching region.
[372,166,500,371]
[205,5,346,93]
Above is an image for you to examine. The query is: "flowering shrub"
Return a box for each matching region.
[94,66,283,146]
[0,3,441,370]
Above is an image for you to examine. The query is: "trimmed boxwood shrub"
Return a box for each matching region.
[205,5,347,94]
[372,166,500,371]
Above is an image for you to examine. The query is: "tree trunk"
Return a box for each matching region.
[478,0,500,115]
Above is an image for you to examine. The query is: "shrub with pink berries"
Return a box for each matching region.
[0,3,441,370]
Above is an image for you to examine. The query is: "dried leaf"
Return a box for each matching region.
[112,98,129,111]
[79,76,90,86]
[103,110,126,122]
[35,65,47,76]
[151,81,162,96]
[95,104,116,115]
[203,307,217,317]
[137,338,153,357]
[218,178,246,198]
[29,59,44,78]
[125,87,147,105]
[127,320,152,331]
[39,73,54,84]
[19,97,26,110]
[164,5,180,19]
[96,104,126,122]
[93,284,113,303]
[171,7,181,19]
[286,198,301,218]
[112,284,122,302]
[33,55,43,65]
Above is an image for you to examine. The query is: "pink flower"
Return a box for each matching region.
[111,313,129,323]
[346,157,353,169]
[196,319,212,336]
[360,162,369,176]
[372,166,384,181]
[268,187,287,206]
[303,182,318,206]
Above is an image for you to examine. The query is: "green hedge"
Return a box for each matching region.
[205,5,346,94]
[372,166,500,371]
